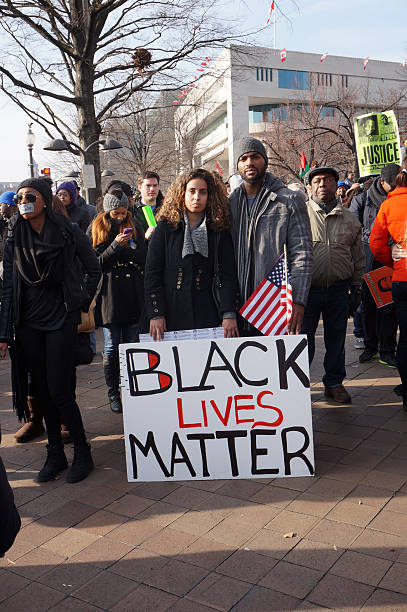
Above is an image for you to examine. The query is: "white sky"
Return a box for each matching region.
[1,0,406,182]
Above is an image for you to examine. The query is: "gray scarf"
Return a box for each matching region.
[182,212,208,258]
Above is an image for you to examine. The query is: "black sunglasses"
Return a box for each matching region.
[13,192,38,204]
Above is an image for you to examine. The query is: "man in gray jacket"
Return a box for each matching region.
[229,136,313,335]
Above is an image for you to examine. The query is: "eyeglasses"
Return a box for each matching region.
[14,192,38,204]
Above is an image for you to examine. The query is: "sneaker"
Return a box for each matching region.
[359,348,379,363]
[324,385,352,404]
[354,337,365,349]
[379,353,397,368]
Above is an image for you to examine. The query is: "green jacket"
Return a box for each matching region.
[306,198,365,288]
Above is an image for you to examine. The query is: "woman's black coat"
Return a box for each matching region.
[93,227,146,326]
[0,215,101,342]
[144,220,240,331]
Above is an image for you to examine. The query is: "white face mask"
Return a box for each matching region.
[18,202,35,215]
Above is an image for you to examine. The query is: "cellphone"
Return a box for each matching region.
[122,228,132,235]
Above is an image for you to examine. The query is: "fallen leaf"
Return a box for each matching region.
[358,500,363,505]
[283,532,296,538]
[333,545,337,551]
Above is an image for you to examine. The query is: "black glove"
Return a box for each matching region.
[349,285,362,317]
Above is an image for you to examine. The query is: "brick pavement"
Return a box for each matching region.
[1,324,407,611]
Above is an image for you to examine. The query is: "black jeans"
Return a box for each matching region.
[16,315,86,446]
[392,282,407,396]
[301,281,349,387]
[361,280,397,354]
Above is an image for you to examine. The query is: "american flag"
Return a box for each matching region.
[320,52,328,63]
[239,253,293,336]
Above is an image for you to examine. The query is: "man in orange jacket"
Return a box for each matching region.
[369,162,407,410]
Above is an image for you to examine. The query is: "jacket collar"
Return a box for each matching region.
[308,198,343,215]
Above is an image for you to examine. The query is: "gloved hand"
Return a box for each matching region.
[349,285,362,317]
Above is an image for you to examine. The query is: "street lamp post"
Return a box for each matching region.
[26,124,36,178]
[43,136,122,203]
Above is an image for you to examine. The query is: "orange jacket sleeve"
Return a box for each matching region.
[369,204,393,269]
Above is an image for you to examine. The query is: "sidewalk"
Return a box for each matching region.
[1,324,407,612]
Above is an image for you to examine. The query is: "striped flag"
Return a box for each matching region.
[239,253,292,336]
[267,0,275,24]
[363,56,369,70]
[320,52,328,63]
[280,48,287,62]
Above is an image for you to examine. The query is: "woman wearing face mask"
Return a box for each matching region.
[90,189,146,413]
[56,181,90,233]
[145,168,240,340]
[0,178,101,483]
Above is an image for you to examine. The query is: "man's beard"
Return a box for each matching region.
[238,164,267,184]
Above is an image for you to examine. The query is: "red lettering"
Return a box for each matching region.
[210,397,232,426]
[177,398,201,429]
[252,390,283,428]
[201,400,208,427]
[234,395,255,424]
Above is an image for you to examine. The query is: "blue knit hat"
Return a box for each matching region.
[0,191,16,206]
[56,181,77,204]
[337,181,348,188]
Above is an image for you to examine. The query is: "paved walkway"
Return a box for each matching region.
[1,325,407,611]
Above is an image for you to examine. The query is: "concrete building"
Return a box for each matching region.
[175,45,407,178]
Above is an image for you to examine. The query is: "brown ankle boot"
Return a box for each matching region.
[14,397,45,443]
[61,423,73,445]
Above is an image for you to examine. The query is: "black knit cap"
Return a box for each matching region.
[17,177,53,207]
[380,163,400,185]
[236,136,268,168]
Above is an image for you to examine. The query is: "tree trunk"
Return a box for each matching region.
[71,0,102,205]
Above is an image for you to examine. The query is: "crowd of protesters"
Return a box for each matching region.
[1,136,407,557]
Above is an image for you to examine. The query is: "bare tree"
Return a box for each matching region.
[0,0,250,201]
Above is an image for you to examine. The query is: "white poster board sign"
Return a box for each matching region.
[82,164,96,188]
[120,334,314,482]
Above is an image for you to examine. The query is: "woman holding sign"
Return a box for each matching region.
[370,160,407,411]
[145,168,240,340]
[90,187,146,413]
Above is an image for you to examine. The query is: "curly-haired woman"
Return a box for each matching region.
[91,188,146,412]
[145,168,240,340]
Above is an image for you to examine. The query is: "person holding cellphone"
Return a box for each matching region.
[90,187,146,413]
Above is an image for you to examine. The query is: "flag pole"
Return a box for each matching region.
[274,12,276,49]
[283,244,289,327]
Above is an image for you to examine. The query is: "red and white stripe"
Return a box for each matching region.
[280,48,286,62]
[240,280,292,337]
[320,52,328,63]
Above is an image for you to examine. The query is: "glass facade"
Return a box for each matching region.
[278,70,310,90]
[249,103,335,123]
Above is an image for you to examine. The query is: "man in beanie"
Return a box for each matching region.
[229,136,313,335]
[303,167,365,404]
[350,162,400,367]
[56,181,90,232]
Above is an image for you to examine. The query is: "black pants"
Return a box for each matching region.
[392,282,407,396]
[301,281,349,387]
[16,315,86,446]
[362,280,397,354]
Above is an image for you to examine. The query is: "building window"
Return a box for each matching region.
[256,67,272,82]
[278,70,310,90]
[249,103,335,123]
[341,75,348,88]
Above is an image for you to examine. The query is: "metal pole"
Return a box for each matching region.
[28,145,34,178]
[274,14,277,49]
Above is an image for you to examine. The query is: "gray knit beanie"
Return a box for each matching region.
[236,137,268,168]
[103,192,129,211]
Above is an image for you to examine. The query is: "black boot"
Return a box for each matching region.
[37,444,68,482]
[66,442,94,483]
[102,353,122,413]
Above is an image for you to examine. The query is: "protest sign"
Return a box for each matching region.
[120,334,314,482]
[364,266,393,308]
[354,110,401,176]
